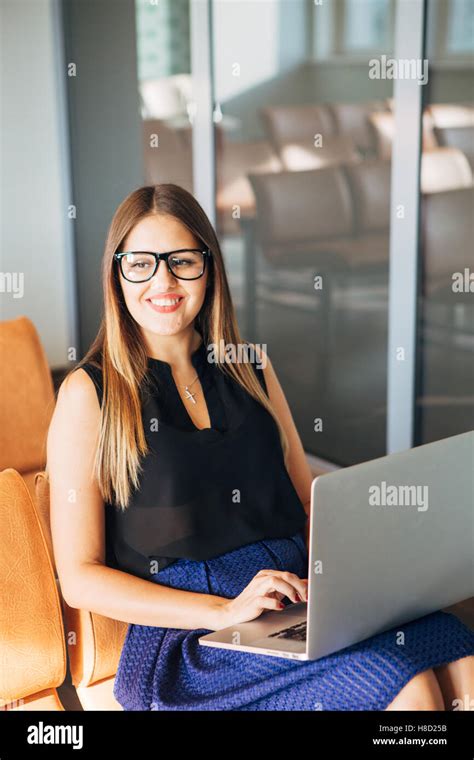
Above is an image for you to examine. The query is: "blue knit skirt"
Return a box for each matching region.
[113,531,474,710]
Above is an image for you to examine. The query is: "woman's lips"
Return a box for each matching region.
[146,296,185,314]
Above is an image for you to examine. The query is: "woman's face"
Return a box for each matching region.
[118,213,208,341]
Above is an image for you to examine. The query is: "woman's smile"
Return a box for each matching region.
[145,294,186,313]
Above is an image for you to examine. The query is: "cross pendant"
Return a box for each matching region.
[184,387,197,405]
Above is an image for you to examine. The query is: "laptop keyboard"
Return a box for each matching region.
[268,620,307,642]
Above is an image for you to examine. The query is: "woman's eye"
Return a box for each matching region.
[172,258,191,267]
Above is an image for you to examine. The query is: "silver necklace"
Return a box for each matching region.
[179,373,199,405]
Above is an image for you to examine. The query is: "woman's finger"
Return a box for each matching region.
[256,576,303,604]
[256,573,307,602]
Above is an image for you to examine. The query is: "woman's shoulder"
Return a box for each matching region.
[49,362,102,451]
[77,360,104,407]
[63,359,104,408]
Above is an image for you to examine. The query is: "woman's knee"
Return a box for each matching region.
[433,655,474,710]
[385,668,445,711]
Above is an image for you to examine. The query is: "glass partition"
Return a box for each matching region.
[135,0,194,192]
[212,0,395,465]
[416,0,474,444]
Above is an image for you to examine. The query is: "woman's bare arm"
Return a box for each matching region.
[47,368,227,630]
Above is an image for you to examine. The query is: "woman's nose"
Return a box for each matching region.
[150,259,177,287]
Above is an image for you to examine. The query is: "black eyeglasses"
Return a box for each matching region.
[114,248,212,282]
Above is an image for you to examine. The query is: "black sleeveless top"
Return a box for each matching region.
[79,338,308,580]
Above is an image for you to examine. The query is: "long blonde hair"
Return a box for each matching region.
[65,184,289,510]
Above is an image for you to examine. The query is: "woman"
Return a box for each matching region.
[47,184,474,711]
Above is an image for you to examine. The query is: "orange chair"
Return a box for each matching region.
[0,315,127,709]
[0,469,67,710]
[0,316,55,504]
[35,471,128,710]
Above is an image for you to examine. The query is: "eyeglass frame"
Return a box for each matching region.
[114,248,212,282]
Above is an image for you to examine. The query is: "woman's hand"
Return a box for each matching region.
[217,569,308,628]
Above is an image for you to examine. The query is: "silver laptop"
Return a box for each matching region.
[199,431,473,661]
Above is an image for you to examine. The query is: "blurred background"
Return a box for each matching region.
[1,0,473,472]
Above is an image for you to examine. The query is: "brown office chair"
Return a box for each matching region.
[245,166,356,389]
[277,135,359,172]
[434,125,474,172]
[247,161,392,271]
[247,166,354,267]
[421,147,473,194]
[427,102,474,163]
[260,104,336,160]
[0,316,55,503]
[369,109,439,159]
[427,103,474,129]
[0,469,67,710]
[35,471,128,710]
[421,185,474,300]
[216,139,282,235]
[328,100,387,158]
